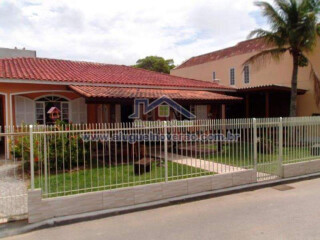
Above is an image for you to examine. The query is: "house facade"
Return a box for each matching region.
[171,38,320,118]
[0,57,241,129]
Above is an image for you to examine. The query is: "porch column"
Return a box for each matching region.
[265,92,270,118]
[221,104,226,119]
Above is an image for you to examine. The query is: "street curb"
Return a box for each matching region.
[2,172,320,238]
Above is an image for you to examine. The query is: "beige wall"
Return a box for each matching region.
[171,39,320,116]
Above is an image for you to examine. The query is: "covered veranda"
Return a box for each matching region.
[226,85,307,118]
[69,85,242,123]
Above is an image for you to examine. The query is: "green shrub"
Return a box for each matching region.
[11,121,90,173]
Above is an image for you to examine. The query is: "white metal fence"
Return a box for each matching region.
[1,117,320,221]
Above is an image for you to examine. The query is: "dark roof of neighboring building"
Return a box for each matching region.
[175,38,270,70]
[70,85,241,101]
[0,57,233,91]
[237,84,307,95]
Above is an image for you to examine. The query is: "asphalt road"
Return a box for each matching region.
[4,178,320,240]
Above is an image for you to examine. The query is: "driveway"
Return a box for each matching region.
[4,178,320,240]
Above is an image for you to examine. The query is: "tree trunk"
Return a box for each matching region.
[289,54,299,117]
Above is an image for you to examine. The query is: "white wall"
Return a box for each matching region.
[0,47,36,59]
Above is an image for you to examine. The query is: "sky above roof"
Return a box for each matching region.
[0,0,270,66]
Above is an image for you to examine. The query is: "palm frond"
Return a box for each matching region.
[242,48,288,71]
[248,29,287,47]
[255,1,287,29]
[275,0,291,13]
[306,0,320,12]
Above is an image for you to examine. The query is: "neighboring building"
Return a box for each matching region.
[0,47,36,59]
[171,38,320,118]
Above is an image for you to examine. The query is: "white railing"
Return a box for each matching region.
[2,116,320,200]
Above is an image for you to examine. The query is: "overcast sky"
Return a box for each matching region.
[0,0,269,65]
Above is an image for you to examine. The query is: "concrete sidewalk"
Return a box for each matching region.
[5,177,320,240]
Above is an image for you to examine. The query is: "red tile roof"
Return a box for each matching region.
[70,85,241,101]
[175,38,270,69]
[0,57,233,90]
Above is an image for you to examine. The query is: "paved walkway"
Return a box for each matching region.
[152,152,278,181]
[165,152,245,174]
[6,177,320,240]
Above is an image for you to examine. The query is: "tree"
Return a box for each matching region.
[244,0,320,116]
[134,56,175,74]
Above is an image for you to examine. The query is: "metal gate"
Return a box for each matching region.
[0,127,29,223]
[255,118,282,182]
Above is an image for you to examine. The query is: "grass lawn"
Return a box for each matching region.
[204,143,318,175]
[35,161,212,198]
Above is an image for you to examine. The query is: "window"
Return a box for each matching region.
[212,72,216,81]
[35,102,45,124]
[158,105,170,117]
[35,96,69,125]
[61,102,69,122]
[244,65,250,84]
[230,68,235,85]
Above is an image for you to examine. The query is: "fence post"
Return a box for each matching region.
[29,125,35,190]
[164,121,168,182]
[43,128,48,194]
[278,117,283,178]
[253,118,257,171]
[5,126,9,161]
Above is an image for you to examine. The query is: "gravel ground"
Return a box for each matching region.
[0,164,28,221]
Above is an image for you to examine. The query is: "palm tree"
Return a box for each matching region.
[244,0,320,116]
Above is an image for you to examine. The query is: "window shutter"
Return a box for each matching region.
[15,96,35,125]
[195,105,208,120]
[70,98,87,124]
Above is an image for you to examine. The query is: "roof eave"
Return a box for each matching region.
[0,78,236,92]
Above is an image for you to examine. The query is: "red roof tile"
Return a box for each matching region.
[0,57,233,90]
[176,38,270,69]
[70,85,241,101]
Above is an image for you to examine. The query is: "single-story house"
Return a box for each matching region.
[0,57,241,133]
